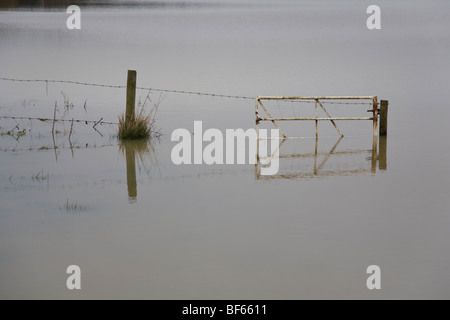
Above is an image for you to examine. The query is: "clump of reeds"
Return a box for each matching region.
[118,91,161,140]
[118,107,151,140]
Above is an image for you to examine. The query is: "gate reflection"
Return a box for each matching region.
[255,136,387,180]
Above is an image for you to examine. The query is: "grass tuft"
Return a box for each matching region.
[118,108,151,140]
[118,91,160,140]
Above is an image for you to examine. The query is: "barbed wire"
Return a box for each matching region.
[0,77,124,89]
[0,77,255,101]
[0,115,117,125]
[0,77,378,105]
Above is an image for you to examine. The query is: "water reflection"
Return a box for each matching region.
[371,135,377,173]
[119,139,152,203]
[255,135,388,180]
[379,136,387,170]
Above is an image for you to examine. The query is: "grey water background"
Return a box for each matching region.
[1,0,450,299]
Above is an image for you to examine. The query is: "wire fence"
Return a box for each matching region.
[0,76,379,132]
[0,77,255,101]
[0,77,376,105]
[0,77,383,156]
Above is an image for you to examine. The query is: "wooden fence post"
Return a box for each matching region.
[379,100,388,136]
[126,70,137,124]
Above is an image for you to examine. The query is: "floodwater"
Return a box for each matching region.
[1,0,450,299]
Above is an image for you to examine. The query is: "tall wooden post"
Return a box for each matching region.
[126,70,137,125]
[379,100,388,136]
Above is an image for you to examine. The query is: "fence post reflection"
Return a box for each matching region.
[371,134,378,173]
[120,139,152,203]
[125,143,137,202]
[379,135,387,170]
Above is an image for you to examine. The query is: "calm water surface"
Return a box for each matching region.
[1,0,450,299]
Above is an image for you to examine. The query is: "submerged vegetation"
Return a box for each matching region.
[0,125,26,139]
[60,199,88,213]
[118,92,161,140]
[32,170,49,182]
